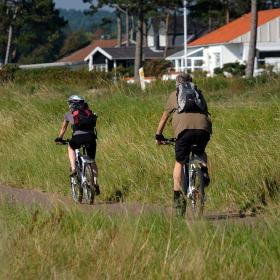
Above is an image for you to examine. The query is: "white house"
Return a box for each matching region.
[147,16,204,49]
[166,8,280,75]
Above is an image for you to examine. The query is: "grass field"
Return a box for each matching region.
[1,202,280,279]
[0,76,280,210]
[1,75,280,278]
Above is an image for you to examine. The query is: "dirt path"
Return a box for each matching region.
[0,184,256,222]
[0,184,170,216]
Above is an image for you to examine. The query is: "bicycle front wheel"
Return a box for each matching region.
[191,168,205,218]
[83,164,95,204]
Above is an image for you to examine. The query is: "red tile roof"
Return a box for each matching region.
[59,39,118,62]
[189,8,280,47]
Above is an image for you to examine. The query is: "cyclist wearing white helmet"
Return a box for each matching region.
[55,94,99,193]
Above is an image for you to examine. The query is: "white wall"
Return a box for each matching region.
[159,21,166,47]
[203,45,222,73]
[147,25,155,47]
[223,44,244,64]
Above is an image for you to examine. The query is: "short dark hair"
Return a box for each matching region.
[176,73,192,86]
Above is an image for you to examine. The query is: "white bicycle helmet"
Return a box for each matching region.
[68,95,85,104]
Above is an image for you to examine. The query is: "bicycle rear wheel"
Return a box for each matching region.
[83,164,95,204]
[191,168,205,218]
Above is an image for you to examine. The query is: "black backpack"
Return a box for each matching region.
[176,82,208,114]
[72,107,97,133]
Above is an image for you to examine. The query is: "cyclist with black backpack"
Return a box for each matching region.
[55,95,98,180]
[155,73,212,211]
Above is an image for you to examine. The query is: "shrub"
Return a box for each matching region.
[222,62,246,77]
[0,64,19,84]
[114,65,134,78]
[144,59,172,77]
[13,67,112,88]
[213,67,224,75]
[192,69,208,78]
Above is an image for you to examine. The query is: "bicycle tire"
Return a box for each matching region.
[83,164,95,204]
[191,167,205,218]
[70,174,83,203]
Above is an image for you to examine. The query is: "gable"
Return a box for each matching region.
[189,8,280,47]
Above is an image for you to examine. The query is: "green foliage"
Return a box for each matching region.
[59,8,115,35]
[12,67,112,88]
[214,62,246,77]
[1,75,280,211]
[213,67,223,75]
[59,31,91,58]
[0,64,19,84]
[115,65,134,77]
[192,69,208,78]
[0,0,66,64]
[144,59,172,77]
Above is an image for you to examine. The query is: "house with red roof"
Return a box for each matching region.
[58,39,119,67]
[166,9,280,75]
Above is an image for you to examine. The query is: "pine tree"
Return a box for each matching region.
[0,0,66,64]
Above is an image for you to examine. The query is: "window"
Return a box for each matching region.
[93,64,107,72]
[189,50,203,57]
[213,52,221,68]
[178,60,181,67]
[194,60,203,67]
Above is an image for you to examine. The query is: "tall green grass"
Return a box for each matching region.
[0,76,280,211]
[1,202,280,279]
[1,76,280,278]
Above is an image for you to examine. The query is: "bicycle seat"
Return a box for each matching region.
[80,155,95,164]
[190,145,198,153]
[190,145,203,162]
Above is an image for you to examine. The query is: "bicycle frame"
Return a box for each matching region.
[58,139,98,204]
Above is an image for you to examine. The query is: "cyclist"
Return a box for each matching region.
[155,73,212,212]
[55,95,100,194]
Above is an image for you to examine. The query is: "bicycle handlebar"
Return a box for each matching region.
[56,139,70,145]
[159,138,176,145]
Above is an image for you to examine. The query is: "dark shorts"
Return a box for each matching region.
[175,129,210,163]
[69,133,96,159]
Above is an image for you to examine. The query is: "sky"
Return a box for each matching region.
[54,0,93,10]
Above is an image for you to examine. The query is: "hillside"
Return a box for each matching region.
[58,8,116,34]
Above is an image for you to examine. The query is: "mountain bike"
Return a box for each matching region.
[59,140,99,204]
[163,139,207,218]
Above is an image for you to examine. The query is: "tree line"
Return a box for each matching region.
[83,0,280,79]
[1,0,279,79]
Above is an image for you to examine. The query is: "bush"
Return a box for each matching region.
[144,59,172,77]
[223,62,246,76]
[214,62,246,77]
[0,64,19,84]
[114,65,134,78]
[213,67,224,75]
[192,69,208,78]
[13,67,112,88]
